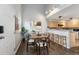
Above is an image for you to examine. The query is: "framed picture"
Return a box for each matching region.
[15,16,19,32]
[34,21,41,26]
[32,20,42,30]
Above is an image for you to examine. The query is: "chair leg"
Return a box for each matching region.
[38,46,40,55]
[36,45,37,51]
[49,41,50,47]
[35,44,38,54]
[27,43,28,52]
[46,46,49,54]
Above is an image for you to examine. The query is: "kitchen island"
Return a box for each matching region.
[47,29,79,49]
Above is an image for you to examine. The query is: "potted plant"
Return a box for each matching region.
[32,30,35,32]
[21,27,28,42]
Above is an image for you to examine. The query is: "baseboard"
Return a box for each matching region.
[14,39,22,54]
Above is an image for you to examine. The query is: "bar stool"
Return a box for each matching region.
[54,34,59,47]
[59,35,67,52]
[62,36,67,47]
[61,36,66,47]
[52,33,54,42]
[59,36,64,46]
[46,33,51,47]
[62,36,67,52]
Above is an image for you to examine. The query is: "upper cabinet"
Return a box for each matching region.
[48,21,58,28]
[47,19,79,29]
[47,20,67,29]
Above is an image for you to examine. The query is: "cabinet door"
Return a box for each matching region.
[48,21,58,28]
[70,32,77,47]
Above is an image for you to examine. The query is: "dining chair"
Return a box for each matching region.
[53,34,59,47]
[26,33,35,52]
[42,33,50,46]
[35,38,49,55]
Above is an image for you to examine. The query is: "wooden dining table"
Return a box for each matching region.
[31,35,48,40]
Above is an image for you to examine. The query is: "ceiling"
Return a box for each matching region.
[46,4,79,20]
[21,4,79,20]
[22,4,63,15]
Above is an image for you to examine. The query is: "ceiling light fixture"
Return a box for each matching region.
[47,8,60,18]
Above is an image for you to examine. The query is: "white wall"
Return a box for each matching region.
[22,4,47,33]
[14,5,22,54]
[0,4,22,55]
[0,4,16,54]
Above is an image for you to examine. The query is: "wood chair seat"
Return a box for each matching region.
[28,39,34,42]
[26,34,36,52]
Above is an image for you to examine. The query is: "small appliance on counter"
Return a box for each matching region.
[73,29,79,31]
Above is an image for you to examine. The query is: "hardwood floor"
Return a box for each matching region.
[70,46,79,54]
[16,40,79,55]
